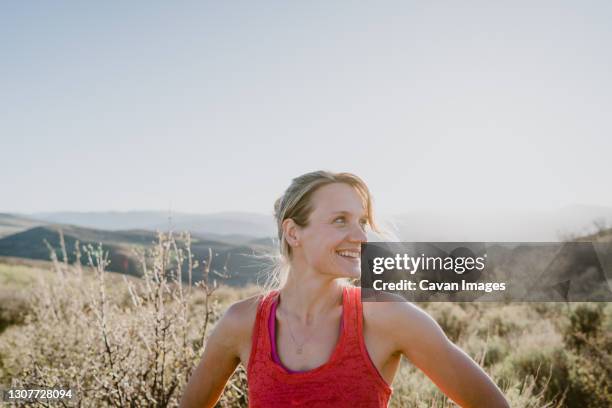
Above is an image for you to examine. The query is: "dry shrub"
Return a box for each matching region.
[563,303,605,349]
[463,335,509,367]
[425,303,469,342]
[561,303,612,407]
[0,289,29,334]
[0,231,245,407]
[389,302,569,408]
[500,345,569,401]
[389,357,562,408]
[474,306,527,337]
[502,374,565,408]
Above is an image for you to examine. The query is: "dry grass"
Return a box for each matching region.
[0,231,228,407]
[0,233,610,407]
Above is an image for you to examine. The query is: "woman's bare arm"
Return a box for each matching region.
[179,299,255,408]
[375,301,509,408]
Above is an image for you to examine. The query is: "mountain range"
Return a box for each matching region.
[31,211,276,239]
[1,205,611,286]
[0,213,276,286]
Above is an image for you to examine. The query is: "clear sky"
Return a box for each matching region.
[2,1,611,216]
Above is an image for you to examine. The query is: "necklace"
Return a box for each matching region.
[283,313,313,355]
[277,289,343,355]
[278,298,314,355]
[285,320,311,354]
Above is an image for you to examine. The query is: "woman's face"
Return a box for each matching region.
[294,182,369,279]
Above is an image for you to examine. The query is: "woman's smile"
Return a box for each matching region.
[336,249,361,264]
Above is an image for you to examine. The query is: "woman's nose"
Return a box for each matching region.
[349,223,368,242]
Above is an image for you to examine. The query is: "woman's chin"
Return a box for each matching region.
[324,259,361,279]
[339,266,361,279]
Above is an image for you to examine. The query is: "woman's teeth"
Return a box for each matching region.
[337,250,360,258]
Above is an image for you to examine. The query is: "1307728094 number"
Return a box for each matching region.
[2,388,74,402]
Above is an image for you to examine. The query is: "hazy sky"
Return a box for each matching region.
[2,1,611,216]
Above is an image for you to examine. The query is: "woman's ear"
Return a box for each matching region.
[282,218,300,248]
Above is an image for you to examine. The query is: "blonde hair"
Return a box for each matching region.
[263,170,380,291]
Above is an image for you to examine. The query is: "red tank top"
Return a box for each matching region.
[247,285,393,407]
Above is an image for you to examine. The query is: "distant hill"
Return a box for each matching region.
[26,205,612,242]
[5,205,612,287]
[0,225,275,286]
[0,213,45,239]
[392,205,612,241]
[31,211,276,239]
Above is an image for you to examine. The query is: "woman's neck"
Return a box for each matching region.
[277,271,345,325]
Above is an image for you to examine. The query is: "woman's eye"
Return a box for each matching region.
[333,217,346,224]
[359,219,369,229]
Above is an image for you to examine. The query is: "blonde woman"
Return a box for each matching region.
[180,171,509,408]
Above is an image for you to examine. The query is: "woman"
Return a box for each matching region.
[180,171,509,407]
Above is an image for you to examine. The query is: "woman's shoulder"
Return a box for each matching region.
[361,291,415,323]
[216,291,270,339]
[361,292,446,349]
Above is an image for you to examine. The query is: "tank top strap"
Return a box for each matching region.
[351,285,369,353]
[248,289,278,376]
[343,285,391,393]
[340,285,363,350]
[351,285,364,334]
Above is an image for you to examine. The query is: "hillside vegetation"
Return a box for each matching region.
[0,225,274,286]
[0,233,610,407]
[0,213,45,239]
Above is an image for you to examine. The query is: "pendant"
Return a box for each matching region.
[297,347,303,354]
